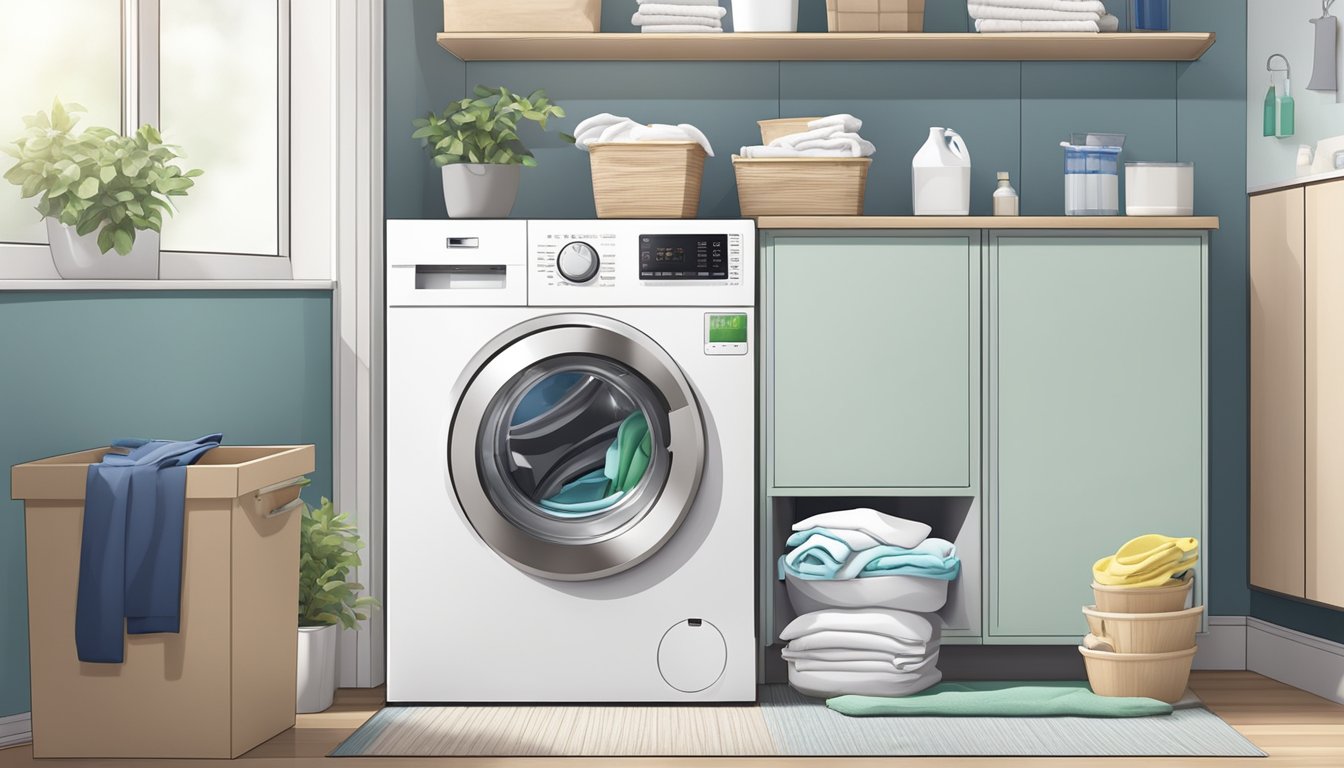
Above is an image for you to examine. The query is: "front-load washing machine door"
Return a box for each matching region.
[448,313,706,581]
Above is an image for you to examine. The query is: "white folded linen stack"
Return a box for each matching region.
[632,0,727,33]
[571,113,716,156]
[968,0,1121,33]
[739,114,877,159]
[780,609,944,698]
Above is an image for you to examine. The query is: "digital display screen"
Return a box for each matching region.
[707,314,748,344]
[640,234,728,280]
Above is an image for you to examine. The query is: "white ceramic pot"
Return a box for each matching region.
[296,624,339,713]
[441,163,521,218]
[733,0,799,31]
[45,218,160,280]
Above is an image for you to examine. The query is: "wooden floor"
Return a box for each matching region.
[2,672,1342,766]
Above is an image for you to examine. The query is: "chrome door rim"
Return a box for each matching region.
[448,314,706,581]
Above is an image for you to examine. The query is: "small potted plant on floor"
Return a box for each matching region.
[3,99,201,279]
[412,85,565,218]
[297,495,378,714]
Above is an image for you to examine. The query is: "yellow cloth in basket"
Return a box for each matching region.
[1092,534,1200,588]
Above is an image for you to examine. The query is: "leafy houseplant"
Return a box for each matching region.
[3,99,201,279]
[412,85,565,218]
[297,495,378,713]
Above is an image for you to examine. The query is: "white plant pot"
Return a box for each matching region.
[732,0,799,31]
[441,163,521,218]
[45,218,160,280]
[296,624,339,714]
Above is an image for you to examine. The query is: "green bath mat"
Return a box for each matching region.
[828,680,1172,718]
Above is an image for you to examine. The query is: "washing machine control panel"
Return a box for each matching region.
[528,220,754,307]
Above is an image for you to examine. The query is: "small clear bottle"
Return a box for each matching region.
[993,171,1019,216]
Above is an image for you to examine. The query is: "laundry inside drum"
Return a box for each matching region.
[504,368,657,520]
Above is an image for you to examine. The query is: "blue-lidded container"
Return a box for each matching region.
[1131,0,1170,31]
[1062,143,1123,216]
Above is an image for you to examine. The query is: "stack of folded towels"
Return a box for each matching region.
[571,113,716,156]
[968,0,1121,33]
[781,609,942,698]
[777,508,960,699]
[739,114,877,159]
[632,0,727,33]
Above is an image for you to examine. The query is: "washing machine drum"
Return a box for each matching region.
[448,314,707,581]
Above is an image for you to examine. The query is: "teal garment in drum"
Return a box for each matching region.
[539,412,652,516]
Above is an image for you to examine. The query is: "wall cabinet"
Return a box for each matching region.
[1253,179,1344,609]
[765,235,978,493]
[986,235,1208,642]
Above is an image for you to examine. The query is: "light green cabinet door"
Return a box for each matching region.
[988,236,1206,640]
[769,235,974,490]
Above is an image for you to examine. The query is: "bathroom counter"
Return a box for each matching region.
[755,216,1219,230]
[1248,168,1344,196]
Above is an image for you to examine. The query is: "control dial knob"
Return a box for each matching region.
[557,241,600,283]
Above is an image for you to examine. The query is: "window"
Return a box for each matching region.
[1,0,289,261]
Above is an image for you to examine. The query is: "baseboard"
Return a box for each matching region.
[0,712,32,749]
[1246,618,1344,704]
[1193,615,1247,670]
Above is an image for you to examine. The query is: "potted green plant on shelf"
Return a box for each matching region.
[412,85,565,218]
[297,495,378,714]
[3,99,201,279]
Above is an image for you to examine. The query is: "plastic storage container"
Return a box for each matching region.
[1079,646,1196,703]
[1130,0,1170,32]
[12,444,315,758]
[588,141,706,218]
[735,0,799,32]
[1063,143,1122,216]
[1125,162,1194,216]
[1082,605,1204,654]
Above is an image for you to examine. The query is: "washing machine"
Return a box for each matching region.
[385,219,756,703]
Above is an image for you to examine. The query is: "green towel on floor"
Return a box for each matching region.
[827,681,1173,718]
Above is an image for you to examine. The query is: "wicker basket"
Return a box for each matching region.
[826,0,925,32]
[588,142,705,219]
[443,0,601,32]
[732,156,871,216]
[758,117,821,144]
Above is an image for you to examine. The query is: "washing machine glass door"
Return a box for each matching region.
[449,314,707,581]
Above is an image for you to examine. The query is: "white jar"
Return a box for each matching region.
[732,0,799,31]
[1125,162,1194,216]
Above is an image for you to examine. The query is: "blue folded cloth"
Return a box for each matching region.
[780,533,961,582]
[76,434,223,663]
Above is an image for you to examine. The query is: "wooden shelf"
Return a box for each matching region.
[435,32,1216,62]
[755,216,1220,230]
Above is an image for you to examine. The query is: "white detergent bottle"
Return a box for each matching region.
[912,127,972,215]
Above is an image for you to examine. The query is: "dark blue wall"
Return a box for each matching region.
[389,0,1254,618]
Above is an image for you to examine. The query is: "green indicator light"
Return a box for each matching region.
[708,314,748,344]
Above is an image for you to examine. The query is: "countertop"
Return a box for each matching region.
[754,216,1220,230]
[1248,168,1344,196]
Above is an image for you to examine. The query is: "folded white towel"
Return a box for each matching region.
[781,609,940,644]
[772,123,846,147]
[808,113,863,133]
[789,651,942,675]
[792,508,932,549]
[635,3,726,18]
[788,665,942,698]
[794,134,876,157]
[784,630,933,658]
[637,0,720,4]
[572,114,716,156]
[975,17,1106,31]
[633,14,722,27]
[969,4,1101,21]
[639,23,724,32]
[781,647,920,663]
[971,0,1107,12]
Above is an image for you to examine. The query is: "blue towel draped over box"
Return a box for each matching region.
[75,434,223,663]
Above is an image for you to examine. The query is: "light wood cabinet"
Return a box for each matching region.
[1307,182,1344,608]
[1249,188,1307,597]
[1250,178,1344,609]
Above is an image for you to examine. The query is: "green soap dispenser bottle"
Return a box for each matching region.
[1265,86,1277,137]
